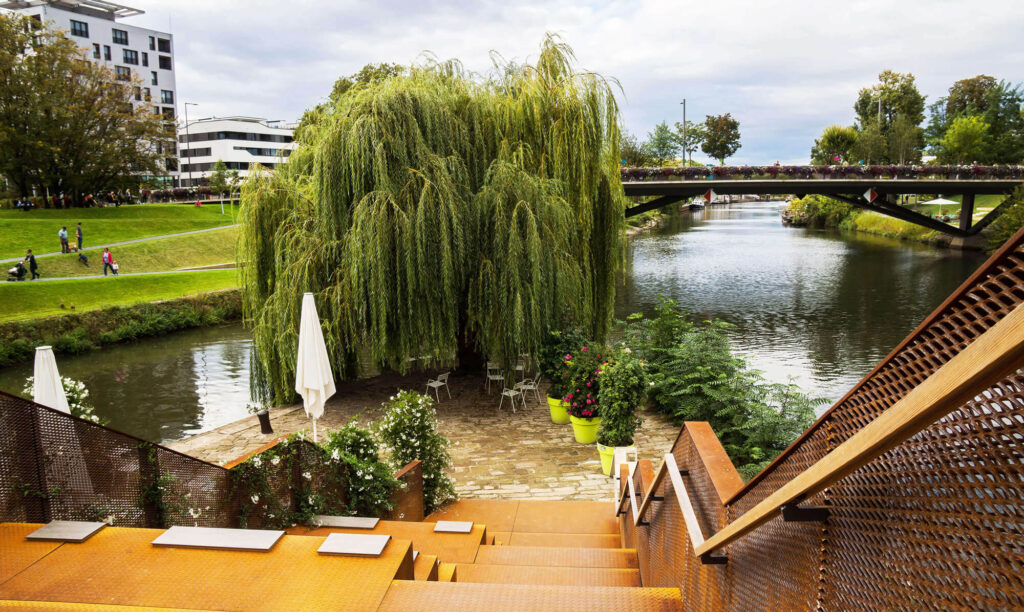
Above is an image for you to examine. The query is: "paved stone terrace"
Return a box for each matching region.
[169,369,680,501]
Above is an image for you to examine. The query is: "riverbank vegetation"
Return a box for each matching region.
[241,35,626,404]
[0,204,239,259]
[0,289,241,366]
[621,300,826,481]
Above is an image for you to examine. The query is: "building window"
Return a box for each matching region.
[162,107,175,120]
[143,87,151,101]
[182,147,211,158]
[103,45,111,61]
[151,71,158,85]
[157,38,171,53]
[148,36,155,50]
[160,90,174,104]
[114,66,131,81]
[158,55,172,70]
[123,49,138,65]
[112,29,128,45]
[141,52,148,67]
[92,43,100,59]
[153,106,161,116]
[69,20,88,38]
[133,86,141,101]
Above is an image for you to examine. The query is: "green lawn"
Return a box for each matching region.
[30,226,238,278]
[0,204,239,259]
[0,270,239,322]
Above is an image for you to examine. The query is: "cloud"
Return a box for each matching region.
[127,0,1024,163]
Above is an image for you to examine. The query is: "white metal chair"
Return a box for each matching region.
[498,385,525,413]
[426,372,451,402]
[516,376,541,404]
[485,363,504,394]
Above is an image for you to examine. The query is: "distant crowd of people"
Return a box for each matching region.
[9,220,119,281]
[12,189,140,211]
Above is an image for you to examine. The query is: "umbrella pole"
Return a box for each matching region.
[313,419,318,444]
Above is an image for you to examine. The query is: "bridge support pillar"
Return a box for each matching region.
[960,194,975,233]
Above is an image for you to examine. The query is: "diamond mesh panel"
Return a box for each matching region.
[629,227,1024,610]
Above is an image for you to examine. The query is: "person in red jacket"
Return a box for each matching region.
[101,248,118,276]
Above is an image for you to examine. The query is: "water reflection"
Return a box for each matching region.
[615,202,984,404]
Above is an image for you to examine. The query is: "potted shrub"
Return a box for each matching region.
[248,403,274,434]
[562,345,608,444]
[539,329,587,424]
[595,349,647,475]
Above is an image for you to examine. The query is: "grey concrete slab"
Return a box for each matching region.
[317,533,391,557]
[433,520,473,533]
[311,515,380,529]
[26,521,106,543]
[151,526,284,551]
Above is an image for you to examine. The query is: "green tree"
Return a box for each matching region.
[981,81,1024,163]
[947,75,997,117]
[673,120,705,164]
[295,63,407,140]
[853,120,887,164]
[854,70,926,160]
[701,113,741,165]
[0,14,172,202]
[620,131,652,167]
[888,113,923,164]
[240,35,626,403]
[939,115,990,163]
[642,121,680,165]
[985,186,1024,253]
[207,160,231,197]
[811,125,858,164]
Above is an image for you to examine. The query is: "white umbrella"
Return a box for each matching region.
[33,346,70,413]
[294,292,336,442]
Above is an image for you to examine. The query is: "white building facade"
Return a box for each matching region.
[1,0,179,183]
[177,117,296,188]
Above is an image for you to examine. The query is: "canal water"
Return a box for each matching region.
[0,201,985,443]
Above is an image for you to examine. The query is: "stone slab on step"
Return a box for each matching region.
[26,521,106,543]
[453,564,642,587]
[318,533,391,557]
[433,521,473,533]
[286,521,486,564]
[473,545,638,569]
[152,526,283,551]
[311,515,380,529]
[377,582,683,612]
[426,500,519,532]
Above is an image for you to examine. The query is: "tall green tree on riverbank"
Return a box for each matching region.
[701,113,741,165]
[811,125,858,164]
[643,121,680,165]
[239,35,626,403]
[0,14,172,202]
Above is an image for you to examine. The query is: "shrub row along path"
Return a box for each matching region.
[169,369,680,501]
[1,224,240,263]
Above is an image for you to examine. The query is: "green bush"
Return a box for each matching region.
[323,422,398,518]
[596,348,647,447]
[562,344,609,419]
[785,194,853,228]
[985,185,1024,253]
[538,329,588,398]
[376,390,456,513]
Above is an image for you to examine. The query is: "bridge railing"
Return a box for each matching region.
[620,223,1024,609]
[621,163,1024,181]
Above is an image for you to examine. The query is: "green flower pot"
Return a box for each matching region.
[597,443,615,475]
[569,415,601,444]
[547,396,570,424]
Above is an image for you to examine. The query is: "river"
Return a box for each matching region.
[0,201,985,443]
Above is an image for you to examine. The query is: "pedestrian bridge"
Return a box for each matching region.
[621,165,1023,237]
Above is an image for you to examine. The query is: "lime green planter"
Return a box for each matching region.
[547,396,570,424]
[569,415,601,444]
[597,443,615,475]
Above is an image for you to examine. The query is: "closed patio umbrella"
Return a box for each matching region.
[33,346,70,413]
[294,292,336,442]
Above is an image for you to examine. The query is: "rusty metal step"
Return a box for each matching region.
[414,553,438,581]
[378,581,683,611]
[473,545,638,568]
[505,532,622,549]
[438,562,457,582]
[454,564,642,587]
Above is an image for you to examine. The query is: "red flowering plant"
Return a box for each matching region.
[561,344,611,420]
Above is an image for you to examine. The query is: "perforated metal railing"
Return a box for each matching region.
[621,225,1024,610]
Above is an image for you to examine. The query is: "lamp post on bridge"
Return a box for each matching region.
[680,99,687,166]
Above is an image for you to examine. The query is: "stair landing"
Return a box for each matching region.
[427,499,618,534]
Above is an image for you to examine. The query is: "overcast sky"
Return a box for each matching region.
[126,0,1023,164]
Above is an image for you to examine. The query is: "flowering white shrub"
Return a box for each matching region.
[23,376,105,424]
[376,390,455,513]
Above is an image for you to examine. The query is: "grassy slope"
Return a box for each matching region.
[0,204,239,259]
[842,211,943,243]
[0,270,239,322]
[30,226,238,278]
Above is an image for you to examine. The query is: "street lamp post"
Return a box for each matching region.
[183,102,199,190]
[680,99,687,166]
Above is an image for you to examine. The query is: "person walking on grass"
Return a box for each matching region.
[58,226,69,254]
[24,249,39,280]
[75,223,83,251]
[101,248,117,276]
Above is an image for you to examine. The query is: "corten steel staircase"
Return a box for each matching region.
[3,226,1024,610]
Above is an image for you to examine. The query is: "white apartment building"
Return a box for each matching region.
[1,0,179,183]
[178,117,296,188]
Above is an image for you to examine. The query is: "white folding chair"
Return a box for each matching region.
[498,385,523,413]
[426,372,451,402]
[485,363,504,394]
[516,376,541,404]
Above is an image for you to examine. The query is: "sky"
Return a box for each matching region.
[124,0,1024,164]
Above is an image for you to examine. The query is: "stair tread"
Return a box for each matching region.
[428,500,619,535]
[286,521,485,564]
[438,562,457,582]
[473,545,638,568]
[378,581,682,611]
[507,532,621,548]
[427,500,519,532]
[454,564,641,587]
[414,554,438,581]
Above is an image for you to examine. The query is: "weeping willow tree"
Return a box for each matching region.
[240,35,626,403]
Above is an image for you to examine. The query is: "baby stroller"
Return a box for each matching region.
[7,262,27,282]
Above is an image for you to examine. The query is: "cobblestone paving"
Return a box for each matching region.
[169,369,680,501]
